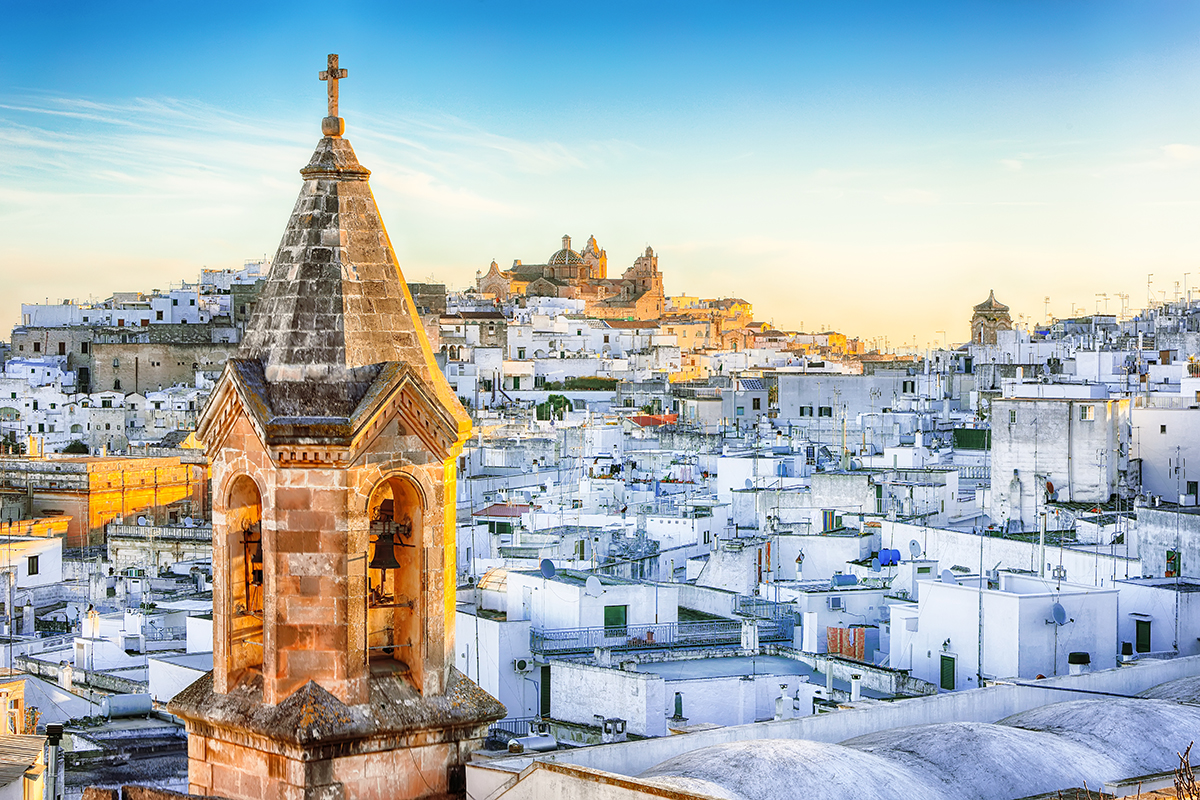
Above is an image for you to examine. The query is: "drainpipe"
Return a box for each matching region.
[46,723,63,800]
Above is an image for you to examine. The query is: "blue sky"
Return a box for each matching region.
[3,1,1200,345]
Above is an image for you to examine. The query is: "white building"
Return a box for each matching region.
[991,384,1131,531]
[890,572,1118,690]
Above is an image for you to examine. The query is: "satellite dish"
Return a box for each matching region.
[870,557,881,573]
[66,606,80,622]
[1051,602,1068,626]
[539,559,556,579]
[584,576,604,597]
[745,478,754,490]
[183,517,194,528]
[137,516,147,527]
[940,569,958,585]
[909,540,923,559]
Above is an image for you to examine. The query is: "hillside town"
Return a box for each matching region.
[4,217,1200,797]
[3,37,1200,800]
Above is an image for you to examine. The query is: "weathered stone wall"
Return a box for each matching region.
[185,727,486,800]
[91,342,235,394]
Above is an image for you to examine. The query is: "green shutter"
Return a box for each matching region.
[940,655,955,691]
[604,605,628,636]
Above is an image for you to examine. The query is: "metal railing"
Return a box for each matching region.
[106,524,212,541]
[735,595,792,620]
[145,626,187,641]
[487,716,541,739]
[531,616,793,656]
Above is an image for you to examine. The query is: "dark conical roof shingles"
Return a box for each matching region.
[237,136,466,428]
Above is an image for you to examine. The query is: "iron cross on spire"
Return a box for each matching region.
[319,54,348,137]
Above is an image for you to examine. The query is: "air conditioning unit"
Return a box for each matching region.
[513,658,532,673]
[828,596,844,611]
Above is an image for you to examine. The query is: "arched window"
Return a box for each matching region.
[365,476,423,677]
[227,475,264,678]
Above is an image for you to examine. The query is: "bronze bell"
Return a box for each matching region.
[243,522,264,587]
[369,524,403,571]
[248,540,264,586]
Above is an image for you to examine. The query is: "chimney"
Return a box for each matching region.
[850,674,862,702]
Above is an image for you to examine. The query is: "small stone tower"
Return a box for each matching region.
[971,289,1013,345]
[171,55,503,800]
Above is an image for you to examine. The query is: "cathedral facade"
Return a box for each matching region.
[477,234,664,320]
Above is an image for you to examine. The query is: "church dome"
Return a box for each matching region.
[974,289,1009,313]
[547,234,584,267]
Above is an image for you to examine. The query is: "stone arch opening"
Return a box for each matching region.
[226,475,264,679]
[365,475,423,677]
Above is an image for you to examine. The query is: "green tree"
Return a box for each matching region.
[536,394,571,421]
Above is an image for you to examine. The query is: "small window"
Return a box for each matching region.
[81,342,89,354]
[26,556,38,576]
[917,566,932,574]
[818,406,833,417]
[1161,425,1168,434]
[752,397,761,410]
[1009,410,1017,424]
[737,406,745,416]
[1080,405,1094,421]
[903,380,916,393]
[517,348,526,360]
[32,342,40,353]
[57,342,66,355]
[155,310,164,321]
[172,299,178,306]
[603,335,610,344]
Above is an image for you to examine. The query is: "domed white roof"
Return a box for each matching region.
[641,739,953,800]
[639,698,1200,800]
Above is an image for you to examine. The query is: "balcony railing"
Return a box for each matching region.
[531,616,793,656]
[487,716,542,740]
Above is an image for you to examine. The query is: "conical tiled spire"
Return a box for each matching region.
[238,134,463,420]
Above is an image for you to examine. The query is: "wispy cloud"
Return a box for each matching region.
[0,93,621,222]
[1162,143,1200,163]
[883,188,939,205]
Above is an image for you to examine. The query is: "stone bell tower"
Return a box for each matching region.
[171,55,503,800]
